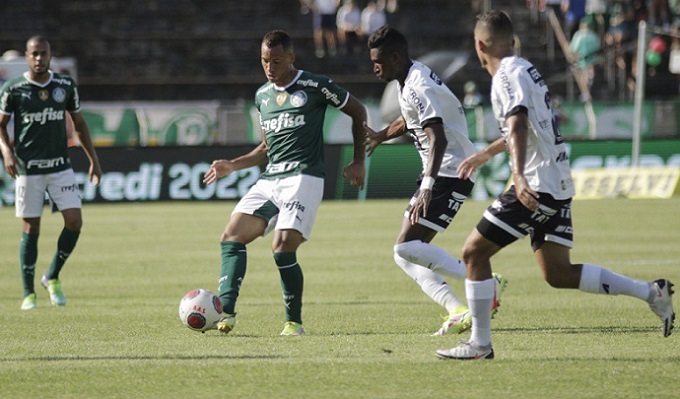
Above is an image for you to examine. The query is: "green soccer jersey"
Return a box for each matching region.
[255,70,349,179]
[0,71,79,175]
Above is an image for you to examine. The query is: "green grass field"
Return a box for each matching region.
[1,198,679,398]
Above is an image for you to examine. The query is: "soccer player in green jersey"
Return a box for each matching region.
[0,36,102,310]
[202,30,366,336]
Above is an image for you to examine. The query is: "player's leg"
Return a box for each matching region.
[438,188,524,360]
[394,221,468,334]
[536,242,675,337]
[270,174,323,336]
[436,229,500,360]
[19,217,40,309]
[395,178,471,279]
[40,170,83,306]
[16,174,47,310]
[216,179,274,334]
[272,229,306,336]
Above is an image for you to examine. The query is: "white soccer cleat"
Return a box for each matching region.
[435,340,494,360]
[649,279,675,337]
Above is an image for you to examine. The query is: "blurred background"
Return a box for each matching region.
[0,0,679,203]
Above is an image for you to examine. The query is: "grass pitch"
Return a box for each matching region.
[0,198,679,398]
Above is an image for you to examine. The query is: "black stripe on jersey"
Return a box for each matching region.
[505,105,527,119]
[421,117,443,129]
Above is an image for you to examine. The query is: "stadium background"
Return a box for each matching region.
[0,0,679,203]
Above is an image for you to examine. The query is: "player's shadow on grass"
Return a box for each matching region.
[0,354,286,363]
[499,326,659,335]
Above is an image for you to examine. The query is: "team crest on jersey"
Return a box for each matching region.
[290,91,307,107]
[276,92,288,106]
[38,90,49,101]
[52,87,66,103]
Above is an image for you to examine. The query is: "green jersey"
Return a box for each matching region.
[0,71,79,175]
[255,70,349,179]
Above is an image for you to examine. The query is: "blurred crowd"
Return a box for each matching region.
[528,0,680,100]
[299,0,398,58]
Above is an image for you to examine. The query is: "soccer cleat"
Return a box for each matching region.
[280,321,305,336]
[491,272,508,318]
[649,279,675,337]
[41,275,66,306]
[21,293,37,310]
[216,314,236,334]
[433,305,471,336]
[435,340,494,360]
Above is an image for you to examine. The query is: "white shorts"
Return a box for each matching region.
[232,174,324,240]
[15,169,82,218]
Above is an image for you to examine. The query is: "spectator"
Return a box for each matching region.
[336,0,362,55]
[303,0,340,58]
[361,0,387,38]
[562,0,588,39]
[570,17,601,95]
[462,80,484,109]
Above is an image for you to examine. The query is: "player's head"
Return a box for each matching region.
[25,36,51,78]
[474,10,514,72]
[261,30,296,86]
[367,26,409,83]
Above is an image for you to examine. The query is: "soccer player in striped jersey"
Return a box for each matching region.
[203,30,366,336]
[0,36,102,310]
[365,26,507,336]
[436,10,674,360]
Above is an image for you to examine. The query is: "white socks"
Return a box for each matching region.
[393,252,464,312]
[394,240,467,280]
[466,278,495,347]
[579,263,651,301]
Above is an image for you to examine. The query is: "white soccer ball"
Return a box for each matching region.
[178,288,223,332]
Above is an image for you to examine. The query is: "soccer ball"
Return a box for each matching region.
[178,289,223,332]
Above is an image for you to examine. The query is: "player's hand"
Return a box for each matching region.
[203,160,235,185]
[514,176,540,211]
[89,161,102,186]
[457,151,491,180]
[364,122,385,157]
[1,149,19,179]
[342,160,365,190]
[409,189,431,225]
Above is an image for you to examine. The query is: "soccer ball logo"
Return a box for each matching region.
[178,289,223,332]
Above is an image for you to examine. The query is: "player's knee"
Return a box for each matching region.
[394,240,426,265]
[64,218,82,232]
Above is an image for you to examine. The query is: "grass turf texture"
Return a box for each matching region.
[0,199,678,398]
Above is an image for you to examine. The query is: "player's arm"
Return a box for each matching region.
[505,110,539,210]
[456,137,506,180]
[364,116,407,157]
[339,94,367,190]
[70,111,102,186]
[409,120,447,225]
[203,141,268,185]
[0,113,20,179]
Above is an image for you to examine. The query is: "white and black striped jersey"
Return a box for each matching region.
[397,61,477,181]
[491,56,575,199]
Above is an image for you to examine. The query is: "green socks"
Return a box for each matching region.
[274,252,304,324]
[45,228,80,280]
[20,232,39,296]
[218,241,247,315]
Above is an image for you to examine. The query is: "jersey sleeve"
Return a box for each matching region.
[409,78,444,128]
[67,77,81,113]
[492,66,528,119]
[0,82,13,115]
[319,76,349,109]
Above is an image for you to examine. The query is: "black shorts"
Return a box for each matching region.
[477,186,574,251]
[405,177,474,232]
